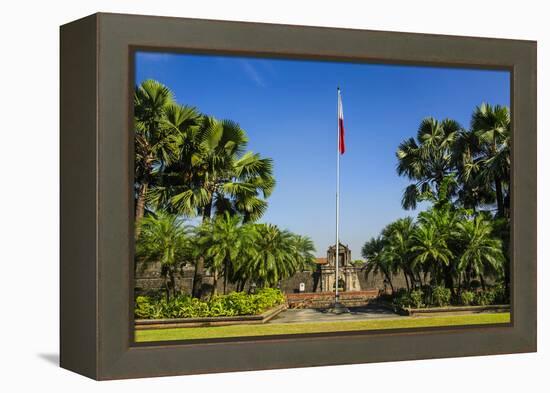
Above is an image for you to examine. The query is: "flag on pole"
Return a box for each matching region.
[338,89,345,154]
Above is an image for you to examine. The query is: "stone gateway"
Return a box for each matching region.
[318,243,362,292]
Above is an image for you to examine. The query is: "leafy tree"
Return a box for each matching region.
[152,116,275,222]
[292,234,317,271]
[381,217,417,290]
[136,212,190,301]
[452,128,495,211]
[134,81,200,236]
[149,116,275,297]
[197,212,253,295]
[362,236,395,292]
[411,208,455,289]
[470,103,511,218]
[235,224,302,288]
[454,215,505,289]
[396,118,461,209]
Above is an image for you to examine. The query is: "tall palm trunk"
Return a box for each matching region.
[211,270,218,296]
[444,267,455,295]
[223,259,229,294]
[491,138,505,218]
[495,177,504,218]
[192,199,213,298]
[169,269,177,299]
[164,275,170,302]
[384,272,394,293]
[135,181,149,238]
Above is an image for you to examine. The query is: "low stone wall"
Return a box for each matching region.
[135,303,286,330]
[405,304,511,317]
[286,290,379,309]
[377,301,511,316]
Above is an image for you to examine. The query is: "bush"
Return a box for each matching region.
[474,290,494,306]
[431,286,451,307]
[409,289,424,308]
[135,296,153,319]
[393,288,412,309]
[460,290,476,306]
[134,288,286,319]
[491,284,508,304]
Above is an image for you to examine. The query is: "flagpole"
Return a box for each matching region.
[330,87,348,314]
[335,87,340,306]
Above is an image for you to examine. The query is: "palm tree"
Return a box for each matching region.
[470,103,511,218]
[134,81,200,236]
[396,117,461,209]
[198,212,253,295]
[381,217,417,290]
[135,212,190,301]
[292,234,317,271]
[454,215,505,289]
[411,210,454,288]
[151,116,275,297]
[237,224,300,288]
[452,128,496,211]
[361,237,395,292]
[154,116,275,220]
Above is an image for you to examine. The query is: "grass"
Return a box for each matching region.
[135,312,510,342]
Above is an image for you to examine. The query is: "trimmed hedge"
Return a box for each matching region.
[135,288,285,319]
[392,284,508,309]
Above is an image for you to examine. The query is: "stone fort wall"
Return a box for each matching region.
[135,261,410,296]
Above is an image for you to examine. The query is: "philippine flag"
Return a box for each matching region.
[338,89,345,155]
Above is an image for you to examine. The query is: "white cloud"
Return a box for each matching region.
[240,60,266,87]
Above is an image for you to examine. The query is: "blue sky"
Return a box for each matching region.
[135,52,510,259]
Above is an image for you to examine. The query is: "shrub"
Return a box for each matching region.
[474,290,496,306]
[254,288,286,311]
[492,284,508,304]
[135,296,153,319]
[473,285,509,306]
[409,289,424,308]
[431,286,451,307]
[134,288,286,319]
[460,290,476,306]
[393,288,412,309]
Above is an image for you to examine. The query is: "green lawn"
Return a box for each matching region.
[135,312,510,342]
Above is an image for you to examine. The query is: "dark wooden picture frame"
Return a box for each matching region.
[60,12,536,380]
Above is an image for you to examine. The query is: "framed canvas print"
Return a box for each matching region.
[60,12,537,380]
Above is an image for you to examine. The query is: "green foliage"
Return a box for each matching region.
[388,102,511,298]
[431,286,452,307]
[474,291,494,306]
[233,223,315,288]
[136,212,191,300]
[473,286,507,306]
[393,288,425,309]
[396,117,460,210]
[460,290,476,306]
[492,284,508,304]
[392,285,506,309]
[393,288,412,309]
[148,114,275,223]
[134,288,285,319]
[409,289,424,308]
[362,202,508,296]
[135,296,153,319]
